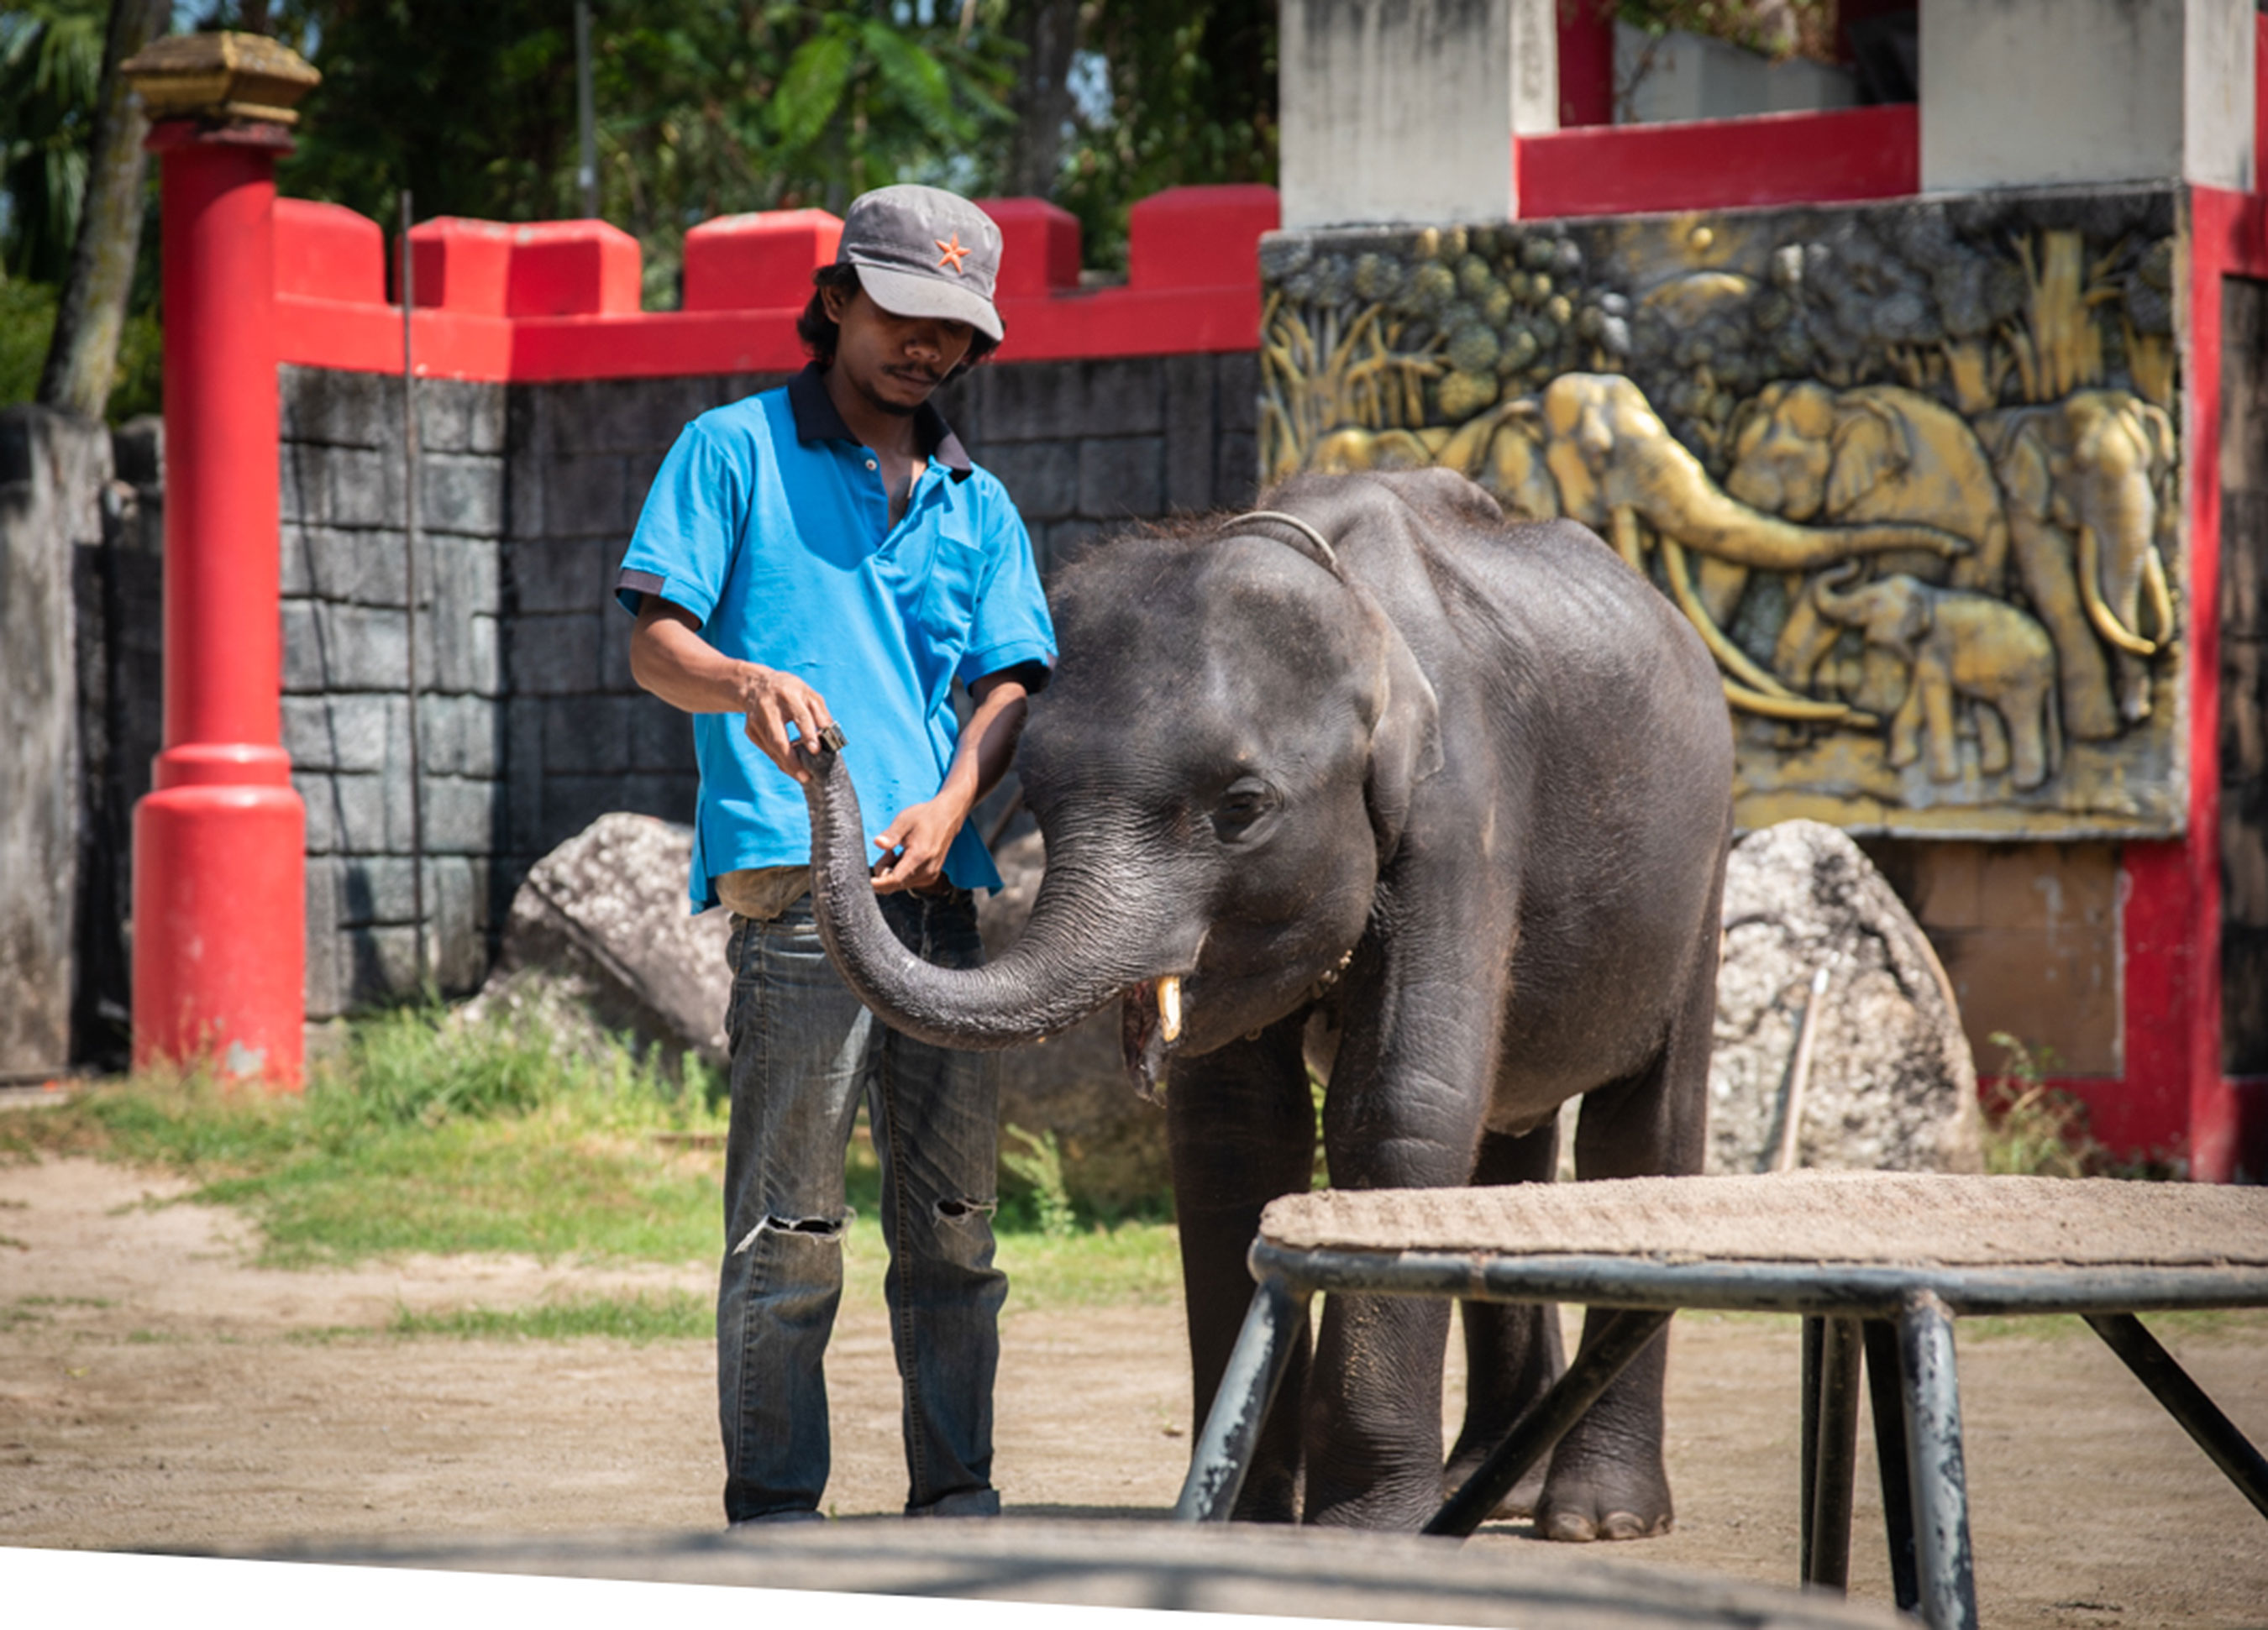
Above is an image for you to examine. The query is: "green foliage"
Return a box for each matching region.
[390,1290,711,1343]
[0,278,59,406]
[1614,1,1838,61]
[1979,1031,2182,1181]
[1055,0,1276,271]
[1000,1123,1074,1240]
[3,1001,1183,1307]
[0,0,105,286]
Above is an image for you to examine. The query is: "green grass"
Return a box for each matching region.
[1,1001,1184,1318]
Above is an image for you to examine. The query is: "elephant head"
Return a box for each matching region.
[1811,565,1933,662]
[795,495,1444,1096]
[1725,380,2008,593]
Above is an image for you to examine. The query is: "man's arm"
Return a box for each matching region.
[869,669,1032,894]
[628,597,837,785]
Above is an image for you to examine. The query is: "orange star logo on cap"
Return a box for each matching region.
[935,233,971,274]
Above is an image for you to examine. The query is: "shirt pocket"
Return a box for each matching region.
[912,529,989,659]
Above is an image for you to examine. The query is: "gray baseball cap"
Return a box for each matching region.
[837,184,1004,342]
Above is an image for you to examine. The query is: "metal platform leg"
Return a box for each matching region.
[1173,1274,1310,1522]
[1425,1308,1673,1538]
[1799,1317,1822,1578]
[1804,1316,1863,1591]
[1897,1291,1977,1630]
[1862,1318,1920,1614]
[2082,1313,2268,1521]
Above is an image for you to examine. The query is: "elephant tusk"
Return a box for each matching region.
[1609,507,1648,574]
[2076,525,2157,656]
[2143,546,2176,646]
[1721,677,1874,727]
[1158,976,1182,1043]
[1658,537,1811,701]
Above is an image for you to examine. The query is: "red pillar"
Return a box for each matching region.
[131,119,305,1086]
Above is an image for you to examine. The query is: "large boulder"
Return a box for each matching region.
[1709,820,1983,1175]
[475,814,731,1070]
[979,830,1172,1215]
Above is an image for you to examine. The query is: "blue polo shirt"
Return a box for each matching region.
[615,364,1056,910]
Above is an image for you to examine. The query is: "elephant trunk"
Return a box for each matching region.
[1808,561,1866,623]
[801,742,1171,1051]
[1634,447,1968,571]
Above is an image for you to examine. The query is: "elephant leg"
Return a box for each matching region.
[1921,668,1961,781]
[2008,510,2119,741]
[1303,928,1504,1529]
[1442,1117,1567,1518]
[1167,1015,1318,1523]
[2010,692,2052,789]
[1774,587,1842,690]
[2113,649,2152,725]
[1887,672,1926,768]
[1542,920,1716,1544]
[1695,556,1750,628]
[1974,700,2011,777]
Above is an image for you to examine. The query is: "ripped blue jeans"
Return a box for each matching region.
[717,889,1005,1524]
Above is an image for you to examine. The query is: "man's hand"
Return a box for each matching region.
[632,600,837,786]
[870,793,970,894]
[737,664,837,786]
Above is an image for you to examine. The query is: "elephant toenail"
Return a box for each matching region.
[1541,1510,1598,1543]
[1599,1511,1651,1540]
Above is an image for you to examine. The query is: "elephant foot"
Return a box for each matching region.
[1440,1454,1546,1521]
[1534,1458,1676,1544]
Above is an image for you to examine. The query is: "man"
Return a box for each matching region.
[616,185,1054,1524]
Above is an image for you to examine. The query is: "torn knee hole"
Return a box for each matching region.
[935,1197,997,1223]
[732,1211,850,1254]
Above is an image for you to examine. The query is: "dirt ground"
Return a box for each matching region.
[3,1156,2264,1628]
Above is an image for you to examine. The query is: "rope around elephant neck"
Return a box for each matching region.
[1223,509,1341,578]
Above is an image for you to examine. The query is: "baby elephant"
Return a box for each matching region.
[1811,569,2060,789]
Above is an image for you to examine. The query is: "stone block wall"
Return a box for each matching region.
[261,350,1261,1019]
[280,366,511,1016]
[2221,278,2268,1077]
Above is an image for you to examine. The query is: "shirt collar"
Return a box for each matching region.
[788,362,973,481]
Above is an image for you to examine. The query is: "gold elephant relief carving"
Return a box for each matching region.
[1808,567,2063,790]
[1977,390,2178,742]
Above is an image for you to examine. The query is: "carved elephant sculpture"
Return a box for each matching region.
[1810,568,2061,790]
[1977,390,2177,740]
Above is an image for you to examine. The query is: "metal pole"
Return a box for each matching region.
[575,1,599,218]
[1426,1308,1673,1538]
[1897,1290,1977,1630]
[1805,1316,1864,1591]
[1172,1276,1310,1522]
[399,191,428,992]
[1863,1318,1921,1613]
[2083,1313,2268,1520]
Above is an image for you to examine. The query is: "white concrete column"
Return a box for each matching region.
[1278,0,1558,230]
[1921,0,2255,192]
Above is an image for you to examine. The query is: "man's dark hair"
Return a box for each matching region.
[796,263,1000,375]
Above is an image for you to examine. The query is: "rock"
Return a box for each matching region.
[1,407,107,1076]
[979,829,1171,1215]
[1709,820,1982,1175]
[476,814,730,1070]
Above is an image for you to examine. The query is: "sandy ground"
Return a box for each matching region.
[2,1156,2264,1627]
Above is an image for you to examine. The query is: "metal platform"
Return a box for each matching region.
[1173,1173,2268,1630]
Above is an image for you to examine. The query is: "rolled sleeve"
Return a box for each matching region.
[615,419,744,628]
[957,495,1056,689]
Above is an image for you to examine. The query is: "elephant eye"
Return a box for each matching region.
[1212,776,1280,840]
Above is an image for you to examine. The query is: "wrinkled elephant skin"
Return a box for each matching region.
[802,471,1735,1536]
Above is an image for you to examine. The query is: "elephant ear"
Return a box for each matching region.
[1824,400,1908,519]
[1898,582,1935,647]
[1357,594,1444,865]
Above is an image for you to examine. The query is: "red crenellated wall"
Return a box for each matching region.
[271,185,1280,383]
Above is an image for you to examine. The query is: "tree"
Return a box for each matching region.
[39,0,171,421]
[0,1,107,287]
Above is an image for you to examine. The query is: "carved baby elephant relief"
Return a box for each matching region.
[1808,569,2061,790]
